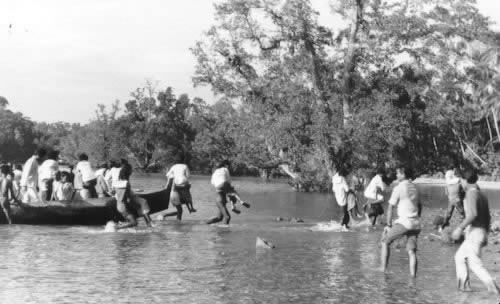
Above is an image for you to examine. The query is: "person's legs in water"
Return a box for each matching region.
[340,204,350,230]
[180,184,196,213]
[115,187,137,229]
[381,224,419,277]
[455,228,500,293]
[207,192,231,224]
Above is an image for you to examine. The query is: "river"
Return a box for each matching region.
[0,175,499,304]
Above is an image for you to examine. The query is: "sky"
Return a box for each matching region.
[1,0,500,123]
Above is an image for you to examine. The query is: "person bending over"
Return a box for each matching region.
[114,163,152,230]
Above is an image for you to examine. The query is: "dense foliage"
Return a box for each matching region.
[1,0,500,190]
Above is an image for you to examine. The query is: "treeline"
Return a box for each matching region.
[0,86,282,177]
[2,0,500,191]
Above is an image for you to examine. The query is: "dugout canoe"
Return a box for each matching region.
[2,180,172,225]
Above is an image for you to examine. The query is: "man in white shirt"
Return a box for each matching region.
[166,158,196,214]
[75,153,96,199]
[363,168,387,226]
[381,166,422,277]
[38,150,59,201]
[332,167,350,230]
[20,148,47,203]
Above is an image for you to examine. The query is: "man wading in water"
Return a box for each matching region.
[452,170,499,294]
[381,166,422,277]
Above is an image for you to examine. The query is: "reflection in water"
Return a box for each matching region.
[0,176,498,303]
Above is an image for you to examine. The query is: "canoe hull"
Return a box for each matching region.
[3,184,171,225]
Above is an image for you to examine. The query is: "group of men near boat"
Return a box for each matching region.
[330,164,499,294]
[0,149,249,230]
[0,147,498,294]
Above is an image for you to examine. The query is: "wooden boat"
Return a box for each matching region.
[2,181,172,225]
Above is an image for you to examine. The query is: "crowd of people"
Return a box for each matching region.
[330,164,499,294]
[0,149,250,230]
[1,148,498,294]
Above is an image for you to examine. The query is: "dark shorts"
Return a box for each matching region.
[364,201,384,217]
[171,183,193,206]
[215,182,236,195]
[383,224,420,251]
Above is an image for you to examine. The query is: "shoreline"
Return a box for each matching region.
[414,177,500,190]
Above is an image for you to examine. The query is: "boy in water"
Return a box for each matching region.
[452,170,499,293]
[381,166,422,277]
[331,167,351,231]
[0,165,20,224]
[166,155,196,213]
[114,163,153,229]
[363,168,387,226]
[207,160,249,224]
[441,167,465,230]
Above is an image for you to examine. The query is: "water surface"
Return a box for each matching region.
[0,175,499,304]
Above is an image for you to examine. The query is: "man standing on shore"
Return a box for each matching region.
[452,170,499,294]
[381,166,422,277]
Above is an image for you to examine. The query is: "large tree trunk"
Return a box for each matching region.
[342,0,363,127]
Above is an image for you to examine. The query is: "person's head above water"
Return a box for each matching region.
[78,153,89,161]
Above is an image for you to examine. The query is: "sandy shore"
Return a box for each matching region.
[414,177,500,190]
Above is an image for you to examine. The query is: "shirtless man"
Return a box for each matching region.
[1,165,20,224]
[452,170,499,294]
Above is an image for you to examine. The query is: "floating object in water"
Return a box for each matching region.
[256,237,275,249]
[104,221,117,232]
[292,217,304,223]
[134,189,145,193]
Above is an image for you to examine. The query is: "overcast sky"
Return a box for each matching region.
[1,0,499,123]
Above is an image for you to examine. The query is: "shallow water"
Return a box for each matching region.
[0,175,500,304]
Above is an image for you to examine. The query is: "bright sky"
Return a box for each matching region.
[1,0,499,123]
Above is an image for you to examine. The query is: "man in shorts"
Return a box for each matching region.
[452,170,499,293]
[381,166,422,277]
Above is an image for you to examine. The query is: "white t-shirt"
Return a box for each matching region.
[389,180,421,230]
[445,170,460,185]
[105,167,121,188]
[20,156,39,188]
[166,164,190,185]
[38,159,59,181]
[332,173,349,206]
[76,161,95,183]
[364,174,386,201]
[211,168,231,188]
[95,168,107,178]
